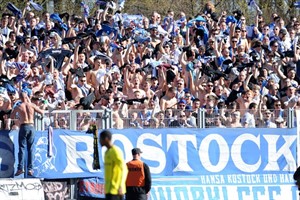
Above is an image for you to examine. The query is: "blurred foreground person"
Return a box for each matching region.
[100,130,128,200]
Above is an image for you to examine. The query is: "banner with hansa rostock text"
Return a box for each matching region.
[0,128,298,200]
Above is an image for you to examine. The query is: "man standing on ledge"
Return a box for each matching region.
[100,130,128,200]
[126,148,152,200]
[12,92,44,176]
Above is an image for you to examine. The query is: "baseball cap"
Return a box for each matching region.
[279,29,287,35]
[185,105,193,112]
[132,148,142,155]
[31,36,38,41]
[178,99,187,104]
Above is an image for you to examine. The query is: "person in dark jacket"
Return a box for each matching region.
[126,148,151,200]
[294,166,300,190]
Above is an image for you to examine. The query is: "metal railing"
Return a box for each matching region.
[34,109,113,131]
[33,108,296,130]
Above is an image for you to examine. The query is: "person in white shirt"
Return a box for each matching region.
[0,14,12,45]
[260,109,277,128]
[242,103,257,128]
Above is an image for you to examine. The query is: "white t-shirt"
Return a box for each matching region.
[242,111,256,128]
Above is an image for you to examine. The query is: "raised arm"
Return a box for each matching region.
[101,4,110,22]
[213,37,222,58]
[229,23,236,43]
[243,71,252,91]
[73,41,80,67]
[123,44,133,65]
[157,67,166,90]
[123,67,132,90]
[0,60,7,76]
[179,51,187,67]
[273,61,287,80]
[185,26,190,46]
[61,58,72,76]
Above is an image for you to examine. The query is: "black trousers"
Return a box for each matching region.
[125,193,147,200]
[105,194,124,200]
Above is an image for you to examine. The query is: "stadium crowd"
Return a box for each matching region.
[0,1,298,130]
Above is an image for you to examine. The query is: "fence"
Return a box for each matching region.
[34,108,296,131]
[34,109,113,131]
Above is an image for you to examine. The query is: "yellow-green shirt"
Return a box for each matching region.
[104,145,128,195]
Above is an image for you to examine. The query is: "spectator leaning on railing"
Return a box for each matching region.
[0,1,298,130]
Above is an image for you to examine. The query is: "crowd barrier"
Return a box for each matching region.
[0,128,298,200]
[33,108,296,131]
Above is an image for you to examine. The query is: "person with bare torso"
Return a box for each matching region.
[11,92,44,177]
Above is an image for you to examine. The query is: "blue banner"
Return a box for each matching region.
[0,128,298,199]
[78,177,105,198]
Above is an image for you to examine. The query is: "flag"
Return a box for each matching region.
[48,126,53,157]
[6,3,22,19]
[96,24,117,38]
[294,1,300,8]
[176,16,186,26]
[110,42,120,49]
[246,0,262,14]
[50,13,63,24]
[86,125,100,170]
[170,18,178,36]
[112,13,122,22]
[95,0,107,6]
[80,2,90,17]
[107,1,116,9]
[14,62,30,75]
[29,0,43,11]
[118,0,126,9]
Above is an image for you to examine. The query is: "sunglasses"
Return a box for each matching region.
[275,104,281,106]
[207,85,213,87]
[232,40,238,43]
